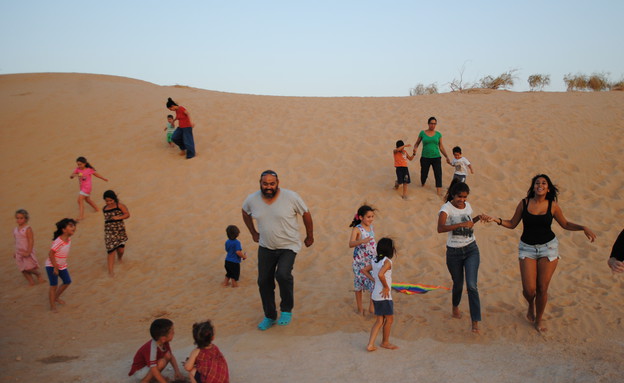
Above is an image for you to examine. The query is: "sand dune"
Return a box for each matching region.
[1,73,623,382]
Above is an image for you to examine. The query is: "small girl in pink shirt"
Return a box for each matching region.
[70,156,107,220]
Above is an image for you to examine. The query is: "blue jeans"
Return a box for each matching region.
[257,247,296,320]
[446,241,481,321]
[171,127,196,158]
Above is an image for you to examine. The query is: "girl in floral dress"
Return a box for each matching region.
[102,190,130,277]
[349,205,377,316]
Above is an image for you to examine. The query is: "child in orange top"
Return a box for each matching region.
[393,140,415,200]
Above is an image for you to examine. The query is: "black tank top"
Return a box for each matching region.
[520,199,555,245]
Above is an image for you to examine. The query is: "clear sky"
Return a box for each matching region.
[1,0,622,97]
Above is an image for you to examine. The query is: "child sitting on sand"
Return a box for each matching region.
[164,114,176,147]
[13,209,44,285]
[128,318,184,383]
[184,320,230,383]
[223,225,246,287]
[362,237,399,351]
[448,146,474,183]
[393,140,415,200]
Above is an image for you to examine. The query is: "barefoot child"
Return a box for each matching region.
[129,318,184,383]
[448,146,474,183]
[46,218,77,312]
[349,205,377,316]
[223,225,246,287]
[70,156,108,220]
[437,180,484,334]
[103,190,130,277]
[184,320,230,383]
[13,209,44,285]
[362,237,398,351]
[164,114,176,147]
[393,140,415,200]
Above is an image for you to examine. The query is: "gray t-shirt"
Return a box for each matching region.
[242,189,309,253]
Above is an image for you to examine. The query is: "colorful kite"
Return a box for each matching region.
[391,283,450,295]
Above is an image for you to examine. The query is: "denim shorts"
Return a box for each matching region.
[373,299,394,316]
[46,266,72,286]
[518,237,559,262]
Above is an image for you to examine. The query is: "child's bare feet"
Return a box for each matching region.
[179,150,186,156]
[452,306,462,319]
[366,345,377,352]
[535,321,547,333]
[380,343,398,350]
[526,310,536,323]
[231,281,239,288]
[50,306,58,313]
[471,321,480,334]
[55,298,66,305]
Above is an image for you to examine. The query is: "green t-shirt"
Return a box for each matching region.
[419,130,442,158]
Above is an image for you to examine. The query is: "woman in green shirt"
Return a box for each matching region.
[413,116,451,195]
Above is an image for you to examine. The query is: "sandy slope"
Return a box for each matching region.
[1,73,623,382]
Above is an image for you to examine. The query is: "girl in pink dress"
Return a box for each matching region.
[70,156,108,220]
[13,209,44,285]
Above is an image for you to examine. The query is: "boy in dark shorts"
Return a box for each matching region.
[223,225,247,287]
[393,140,415,200]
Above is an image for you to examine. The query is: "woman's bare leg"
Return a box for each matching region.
[519,258,537,323]
[534,258,558,332]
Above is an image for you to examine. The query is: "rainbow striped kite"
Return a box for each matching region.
[391,283,450,295]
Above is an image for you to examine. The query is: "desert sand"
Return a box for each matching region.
[1,73,623,383]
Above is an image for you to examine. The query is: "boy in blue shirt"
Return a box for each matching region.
[223,225,247,287]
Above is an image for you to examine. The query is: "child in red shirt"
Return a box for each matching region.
[129,318,184,383]
[184,320,229,383]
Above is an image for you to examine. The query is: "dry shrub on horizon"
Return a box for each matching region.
[611,80,624,91]
[527,74,550,91]
[563,73,588,91]
[587,73,610,91]
[564,72,616,91]
[479,69,517,90]
[410,83,438,96]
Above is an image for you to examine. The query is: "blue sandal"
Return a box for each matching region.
[277,312,292,326]
[258,317,276,331]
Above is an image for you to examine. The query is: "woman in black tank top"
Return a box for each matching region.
[483,174,596,332]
